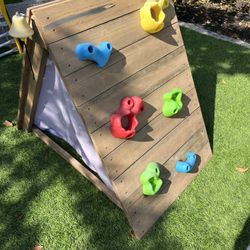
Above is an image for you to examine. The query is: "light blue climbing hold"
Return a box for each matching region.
[75,41,113,68]
[175,152,197,173]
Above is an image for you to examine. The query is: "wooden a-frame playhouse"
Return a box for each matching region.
[17,0,212,238]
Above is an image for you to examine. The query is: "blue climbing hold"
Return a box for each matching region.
[186,151,197,168]
[175,152,197,173]
[75,41,113,68]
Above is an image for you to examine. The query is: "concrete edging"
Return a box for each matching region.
[179,21,250,49]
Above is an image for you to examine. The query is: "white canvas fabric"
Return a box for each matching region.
[34,58,113,189]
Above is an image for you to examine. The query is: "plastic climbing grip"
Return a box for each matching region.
[140,1,165,34]
[110,96,144,139]
[175,152,197,173]
[75,41,112,68]
[162,88,183,117]
[140,162,163,196]
[147,0,169,9]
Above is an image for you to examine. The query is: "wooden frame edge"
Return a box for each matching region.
[32,127,122,210]
[17,38,34,129]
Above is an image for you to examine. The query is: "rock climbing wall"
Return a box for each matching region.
[30,0,212,238]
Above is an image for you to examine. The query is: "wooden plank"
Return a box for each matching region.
[92,69,193,158]
[17,38,34,129]
[126,142,212,239]
[65,22,183,107]
[115,126,208,209]
[78,45,188,134]
[28,1,70,49]
[49,3,177,77]
[22,42,48,131]
[27,0,68,15]
[32,0,146,44]
[32,127,122,209]
[104,96,201,181]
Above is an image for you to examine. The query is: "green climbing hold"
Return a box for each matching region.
[162,88,183,117]
[140,162,163,196]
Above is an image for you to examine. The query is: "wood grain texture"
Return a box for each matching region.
[116,126,209,209]
[127,142,212,238]
[65,22,183,107]
[22,42,48,131]
[27,0,68,16]
[33,127,122,209]
[32,0,145,44]
[17,38,34,129]
[49,3,177,77]
[91,69,194,158]
[77,45,188,134]
[104,98,201,181]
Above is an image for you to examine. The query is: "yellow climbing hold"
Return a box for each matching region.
[147,0,169,9]
[140,2,166,34]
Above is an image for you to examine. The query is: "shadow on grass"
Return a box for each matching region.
[0,136,59,249]
[0,26,250,249]
[234,216,250,250]
[0,55,21,122]
[181,27,250,150]
[0,128,183,249]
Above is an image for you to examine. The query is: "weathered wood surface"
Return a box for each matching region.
[18,39,48,131]
[26,0,212,239]
[32,0,146,44]
[17,38,34,129]
[127,142,212,239]
[49,3,177,77]
[91,68,193,158]
[22,42,48,131]
[65,22,182,107]
[104,93,200,180]
[78,45,187,134]
[118,127,209,209]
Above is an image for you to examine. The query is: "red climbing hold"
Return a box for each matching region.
[110,96,144,139]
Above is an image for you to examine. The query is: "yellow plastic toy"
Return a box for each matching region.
[147,0,169,10]
[140,2,166,34]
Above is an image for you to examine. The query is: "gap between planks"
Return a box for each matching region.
[76,45,187,135]
[48,3,177,77]
[103,93,201,181]
[128,142,212,239]
[32,0,146,45]
[110,102,201,182]
[91,67,193,159]
[118,126,209,209]
[65,22,183,107]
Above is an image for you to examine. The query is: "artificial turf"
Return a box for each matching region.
[0,28,249,249]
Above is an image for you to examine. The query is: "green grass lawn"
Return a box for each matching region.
[0,28,249,249]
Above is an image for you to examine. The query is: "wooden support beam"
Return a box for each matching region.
[17,39,48,131]
[17,38,34,129]
[33,127,122,210]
